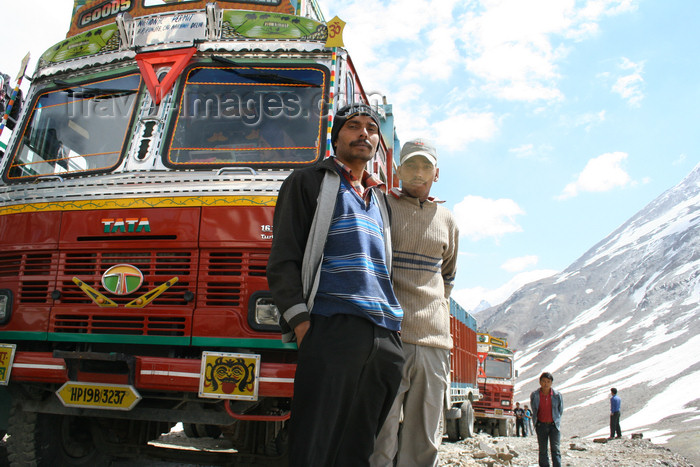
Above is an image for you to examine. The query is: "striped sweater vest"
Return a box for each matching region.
[312,178,403,331]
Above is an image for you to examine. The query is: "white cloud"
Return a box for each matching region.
[453,195,525,241]
[558,151,632,199]
[454,0,640,102]
[509,143,553,161]
[431,111,499,151]
[1,0,75,86]
[510,144,535,158]
[461,5,568,102]
[672,153,687,166]
[582,0,640,18]
[612,57,645,107]
[453,269,558,311]
[502,255,539,272]
[570,110,607,131]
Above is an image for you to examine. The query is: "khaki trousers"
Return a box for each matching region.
[370,343,450,467]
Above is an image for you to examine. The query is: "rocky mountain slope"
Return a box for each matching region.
[475,163,700,464]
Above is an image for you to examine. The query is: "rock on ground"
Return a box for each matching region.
[439,433,695,467]
[1,430,695,466]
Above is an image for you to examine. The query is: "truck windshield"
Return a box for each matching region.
[485,355,512,379]
[165,66,326,167]
[5,74,140,180]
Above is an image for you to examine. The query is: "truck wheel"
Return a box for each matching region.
[445,418,460,441]
[183,423,200,438]
[7,402,110,466]
[458,401,475,438]
[497,419,510,437]
[264,425,288,457]
[183,423,221,439]
[195,424,222,438]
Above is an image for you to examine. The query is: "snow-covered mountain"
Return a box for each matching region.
[475,163,700,463]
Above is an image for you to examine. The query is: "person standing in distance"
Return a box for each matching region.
[370,138,458,467]
[609,387,622,439]
[514,402,526,437]
[530,372,564,467]
[266,103,404,467]
[524,404,533,436]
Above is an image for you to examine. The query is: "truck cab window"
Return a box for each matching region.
[5,73,140,180]
[165,66,326,167]
[485,355,512,379]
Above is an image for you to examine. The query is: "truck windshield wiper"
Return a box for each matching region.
[53,79,137,98]
[211,56,318,87]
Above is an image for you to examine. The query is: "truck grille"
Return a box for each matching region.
[0,252,56,303]
[58,251,195,306]
[49,250,195,336]
[199,250,268,306]
[35,249,270,336]
[52,313,187,336]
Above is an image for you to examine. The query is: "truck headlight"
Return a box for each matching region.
[501,400,511,407]
[247,292,281,331]
[0,290,12,324]
[255,297,280,326]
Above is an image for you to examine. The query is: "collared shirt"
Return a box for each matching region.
[611,394,621,413]
[333,157,384,201]
[389,187,445,204]
[538,389,554,423]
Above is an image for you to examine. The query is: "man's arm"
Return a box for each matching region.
[442,214,459,299]
[556,392,564,418]
[530,391,538,423]
[266,170,318,341]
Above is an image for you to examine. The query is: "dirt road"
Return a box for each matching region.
[2,429,695,466]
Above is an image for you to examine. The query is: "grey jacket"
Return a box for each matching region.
[267,158,392,342]
[530,388,564,430]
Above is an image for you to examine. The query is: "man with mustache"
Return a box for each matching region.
[371,138,458,467]
[267,103,404,467]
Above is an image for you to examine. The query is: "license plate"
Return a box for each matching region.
[495,408,504,415]
[199,351,260,401]
[56,382,141,410]
[0,344,16,385]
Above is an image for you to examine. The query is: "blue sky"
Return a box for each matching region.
[3,0,698,311]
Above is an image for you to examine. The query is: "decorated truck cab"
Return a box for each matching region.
[0,1,396,464]
[472,333,516,436]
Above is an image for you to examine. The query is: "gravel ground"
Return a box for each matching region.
[123,430,699,466]
[438,433,696,466]
[1,430,695,466]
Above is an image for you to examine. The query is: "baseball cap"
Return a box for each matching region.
[399,138,438,166]
[331,103,381,146]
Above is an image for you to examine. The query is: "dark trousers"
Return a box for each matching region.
[288,314,404,467]
[610,412,621,438]
[535,422,561,467]
[516,418,526,436]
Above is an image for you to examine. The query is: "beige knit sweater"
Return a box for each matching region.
[388,192,459,349]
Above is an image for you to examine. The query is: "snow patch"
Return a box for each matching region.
[563,334,700,394]
[627,303,672,333]
[620,370,700,432]
[539,294,557,306]
[546,316,631,377]
[554,271,577,284]
[583,195,700,268]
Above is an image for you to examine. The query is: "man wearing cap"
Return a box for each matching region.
[371,138,458,467]
[267,103,404,467]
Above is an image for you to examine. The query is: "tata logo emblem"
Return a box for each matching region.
[102,264,144,296]
[101,218,151,233]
